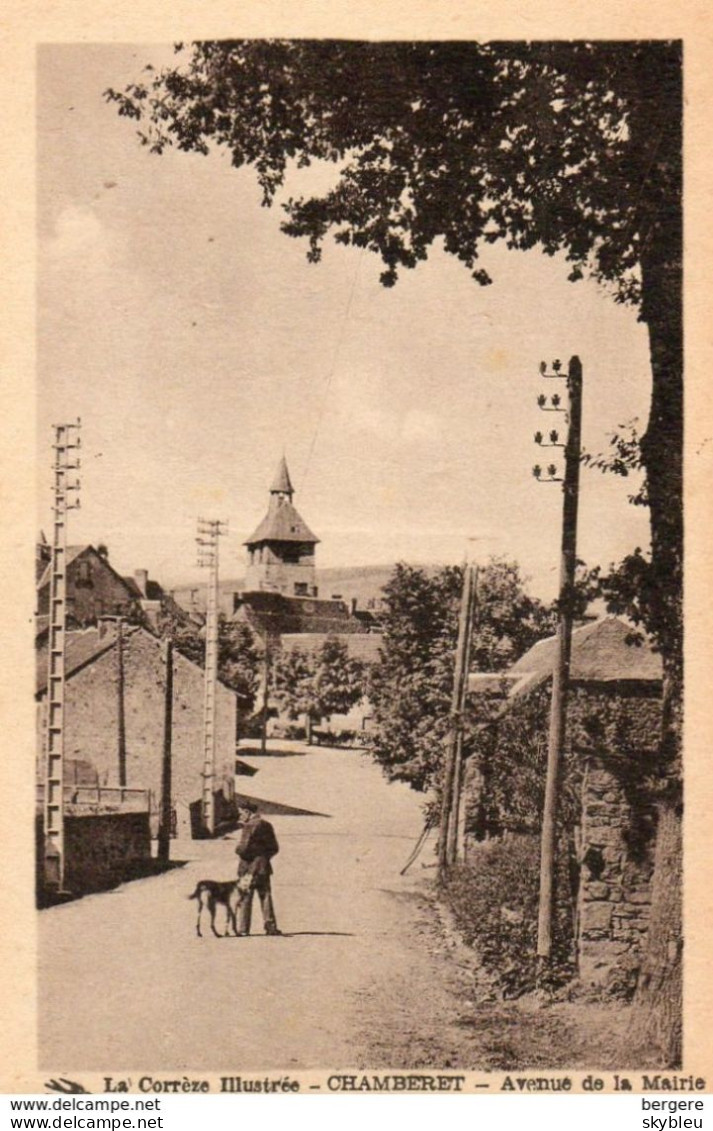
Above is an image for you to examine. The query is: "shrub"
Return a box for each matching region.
[269,721,306,741]
[314,727,363,748]
[442,833,576,998]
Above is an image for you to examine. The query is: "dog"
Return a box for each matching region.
[188,874,253,938]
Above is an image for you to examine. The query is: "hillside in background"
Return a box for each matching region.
[169,563,440,616]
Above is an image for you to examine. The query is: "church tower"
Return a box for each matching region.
[244,457,320,596]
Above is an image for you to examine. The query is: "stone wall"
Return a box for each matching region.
[578,756,656,986]
[37,628,237,837]
[572,689,661,987]
[462,680,662,988]
[36,812,151,901]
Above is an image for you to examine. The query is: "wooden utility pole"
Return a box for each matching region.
[43,419,81,894]
[446,565,478,866]
[99,614,127,786]
[116,618,126,786]
[197,518,227,836]
[157,637,174,864]
[260,635,271,756]
[534,356,583,964]
[439,562,476,878]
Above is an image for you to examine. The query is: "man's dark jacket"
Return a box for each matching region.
[236,816,279,878]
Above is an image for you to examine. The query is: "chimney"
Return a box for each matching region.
[351,597,358,615]
[97,617,116,642]
[134,569,149,598]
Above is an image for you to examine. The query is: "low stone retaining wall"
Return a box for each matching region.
[36,811,152,902]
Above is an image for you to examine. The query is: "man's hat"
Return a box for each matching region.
[239,800,258,814]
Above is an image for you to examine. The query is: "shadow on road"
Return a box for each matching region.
[232,791,331,818]
[238,746,308,759]
[279,931,356,937]
[39,858,190,909]
[217,931,356,939]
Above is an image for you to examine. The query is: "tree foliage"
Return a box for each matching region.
[218,618,262,710]
[581,421,665,654]
[272,634,366,727]
[368,559,555,793]
[155,605,261,711]
[582,418,648,507]
[106,41,678,300]
[106,38,681,720]
[107,40,683,1060]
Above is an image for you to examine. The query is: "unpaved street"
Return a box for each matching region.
[39,741,629,1073]
[39,743,442,1071]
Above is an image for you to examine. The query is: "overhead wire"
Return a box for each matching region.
[300,248,364,493]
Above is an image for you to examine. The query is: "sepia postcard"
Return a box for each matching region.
[1,0,712,1098]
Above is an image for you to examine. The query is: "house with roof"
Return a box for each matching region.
[231,458,377,739]
[36,541,172,632]
[36,544,140,628]
[235,457,369,634]
[465,616,663,986]
[234,589,369,639]
[36,622,238,840]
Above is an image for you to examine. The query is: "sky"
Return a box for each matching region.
[37,43,652,601]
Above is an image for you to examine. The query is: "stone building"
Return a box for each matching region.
[36,623,237,837]
[466,616,663,986]
[36,544,139,627]
[244,457,320,597]
[36,541,169,632]
[231,459,374,739]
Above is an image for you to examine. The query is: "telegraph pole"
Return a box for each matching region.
[44,419,81,893]
[439,562,476,878]
[260,636,271,756]
[446,565,478,866]
[98,614,127,786]
[157,637,174,864]
[532,356,583,966]
[196,518,227,836]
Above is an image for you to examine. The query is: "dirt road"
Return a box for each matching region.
[38,742,443,1071]
[38,742,629,1073]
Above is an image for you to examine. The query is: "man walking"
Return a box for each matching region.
[235,801,282,936]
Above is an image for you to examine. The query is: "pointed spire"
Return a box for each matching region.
[270,456,294,500]
[244,457,319,547]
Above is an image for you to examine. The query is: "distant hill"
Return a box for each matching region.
[312,565,396,608]
[169,563,406,616]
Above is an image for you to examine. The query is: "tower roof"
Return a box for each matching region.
[244,459,319,546]
[244,499,320,546]
[271,456,294,497]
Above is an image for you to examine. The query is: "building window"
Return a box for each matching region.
[294,582,308,596]
[75,560,93,588]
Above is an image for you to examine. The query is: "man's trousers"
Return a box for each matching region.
[237,873,278,935]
